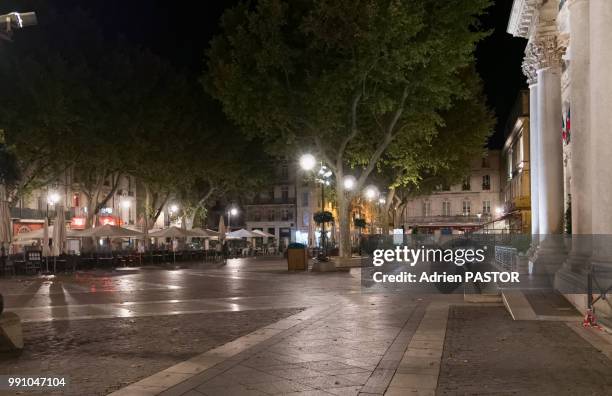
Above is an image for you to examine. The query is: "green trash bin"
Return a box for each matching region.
[287,243,307,270]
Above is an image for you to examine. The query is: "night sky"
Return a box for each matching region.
[6,0,527,148]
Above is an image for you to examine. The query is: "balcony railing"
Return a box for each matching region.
[247,197,296,205]
[404,214,492,224]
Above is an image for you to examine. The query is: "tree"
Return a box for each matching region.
[206,0,491,257]
[377,67,495,233]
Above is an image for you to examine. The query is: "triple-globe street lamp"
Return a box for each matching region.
[299,154,381,255]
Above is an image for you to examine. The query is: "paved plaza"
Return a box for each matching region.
[1,257,611,395]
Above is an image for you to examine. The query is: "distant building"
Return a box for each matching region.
[9,169,136,252]
[244,161,318,250]
[501,90,531,233]
[400,151,502,235]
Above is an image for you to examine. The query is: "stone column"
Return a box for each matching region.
[556,0,591,310]
[590,0,612,236]
[589,0,612,316]
[522,49,540,263]
[565,0,591,271]
[534,38,564,236]
[528,83,539,236]
[569,0,591,237]
[530,28,566,271]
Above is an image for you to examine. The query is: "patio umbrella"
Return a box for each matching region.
[51,205,66,256]
[218,216,226,241]
[189,228,213,238]
[227,228,258,238]
[51,205,66,272]
[251,229,275,238]
[0,186,12,256]
[205,228,220,239]
[80,224,144,238]
[42,221,51,272]
[148,226,198,238]
[308,219,315,247]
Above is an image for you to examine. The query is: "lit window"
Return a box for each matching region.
[422,201,431,217]
[442,201,451,216]
[482,175,490,190]
[483,201,491,215]
[462,200,471,216]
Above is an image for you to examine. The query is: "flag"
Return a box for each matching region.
[561,106,571,145]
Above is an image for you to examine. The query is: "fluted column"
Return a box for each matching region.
[568,0,591,236]
[590,2,612,236]
[527,23,567,273]
[522,51,539,236]
[590,0,612,291]
[528,84,539,235]
[555,0,591,311]
[532,34,564,235]
[563,0,591,274]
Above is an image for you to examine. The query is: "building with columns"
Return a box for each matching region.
[508,0,612,319]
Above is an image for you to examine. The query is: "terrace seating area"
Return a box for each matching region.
[0,248,230,276]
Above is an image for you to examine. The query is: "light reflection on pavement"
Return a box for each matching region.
[1,257,365,323]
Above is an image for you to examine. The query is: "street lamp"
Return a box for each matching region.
[228,206,238,231]
[46,192,60,222]
[342,175,356,191]
[299,155,333,258]
[47,192,60,206]
[299,153,316,171]
[1,11,37,41]
[364,185,379,201]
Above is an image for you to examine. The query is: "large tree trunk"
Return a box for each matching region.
[381,188,396,235]
[336,181,352,258]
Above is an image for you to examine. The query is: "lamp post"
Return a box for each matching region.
[364,185,379,234]
[46,192,60,223]
[168,204,178,227]
[1,11,37,42]
[300,154,333,257]
[227,207,238,232]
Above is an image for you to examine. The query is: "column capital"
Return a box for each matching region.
[528,32,564,71]
[522,44,539,85]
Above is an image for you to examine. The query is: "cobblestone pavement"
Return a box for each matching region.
[438,305,612,395]
[2,258,611,395]
[0,309,301,396]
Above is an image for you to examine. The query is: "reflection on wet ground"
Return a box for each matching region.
[1,257,364,323]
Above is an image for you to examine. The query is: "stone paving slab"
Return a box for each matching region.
[124,300,426,396]
[385,303,448,395]
[437,305,612,395]
[109,305,332,396]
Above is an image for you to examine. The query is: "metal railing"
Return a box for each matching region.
[495,245,518,271]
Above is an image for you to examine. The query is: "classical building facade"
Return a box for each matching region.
[501,90,532,234]
[508,0,612,318]
[400,151,502,235]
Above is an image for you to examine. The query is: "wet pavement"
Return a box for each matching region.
[1,258,364,323]
[1,257,611,395]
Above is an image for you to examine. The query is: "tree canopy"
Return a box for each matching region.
[206,0,492,256]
